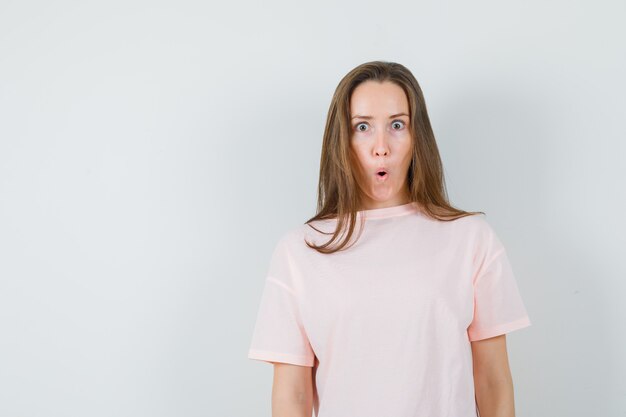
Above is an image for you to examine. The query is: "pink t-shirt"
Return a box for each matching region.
[248,201,531,416]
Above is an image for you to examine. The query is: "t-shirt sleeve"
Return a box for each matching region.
[467,217,532,342]
[247,235,316,367]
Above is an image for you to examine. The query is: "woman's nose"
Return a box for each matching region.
[374,131,390,156]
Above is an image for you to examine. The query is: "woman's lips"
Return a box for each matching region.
[375,169,388,182]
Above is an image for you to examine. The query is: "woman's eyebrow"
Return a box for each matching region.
[351,112,409,120]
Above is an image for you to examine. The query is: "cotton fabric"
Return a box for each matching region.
[247,201,531,417]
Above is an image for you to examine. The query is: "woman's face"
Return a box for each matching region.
[349,80,413,209]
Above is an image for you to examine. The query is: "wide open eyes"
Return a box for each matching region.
[391,120,405,130]
[354,120,406,132]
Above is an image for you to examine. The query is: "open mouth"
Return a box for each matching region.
[376,169,388,179]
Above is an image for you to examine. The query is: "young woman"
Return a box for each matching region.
[247,61,532,417]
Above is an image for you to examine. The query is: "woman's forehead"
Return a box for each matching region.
[350,81,409,117]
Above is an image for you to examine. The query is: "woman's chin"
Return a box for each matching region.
[367,187,399,203]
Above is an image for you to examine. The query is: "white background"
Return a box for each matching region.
[1,0,624,416]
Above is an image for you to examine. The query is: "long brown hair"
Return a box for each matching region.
[304,61,484,254]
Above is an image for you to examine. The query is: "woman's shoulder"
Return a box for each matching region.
[451,212,488,229]
[449,212,503,248]
[271,220,335,253]
[271,223,310,248]
[431,212,490,244]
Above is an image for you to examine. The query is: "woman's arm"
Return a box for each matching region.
[471,334,516,417]
[271,362,314,417]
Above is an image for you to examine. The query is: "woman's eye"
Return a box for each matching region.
[355,123,368,132]
[392,120,405,130]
